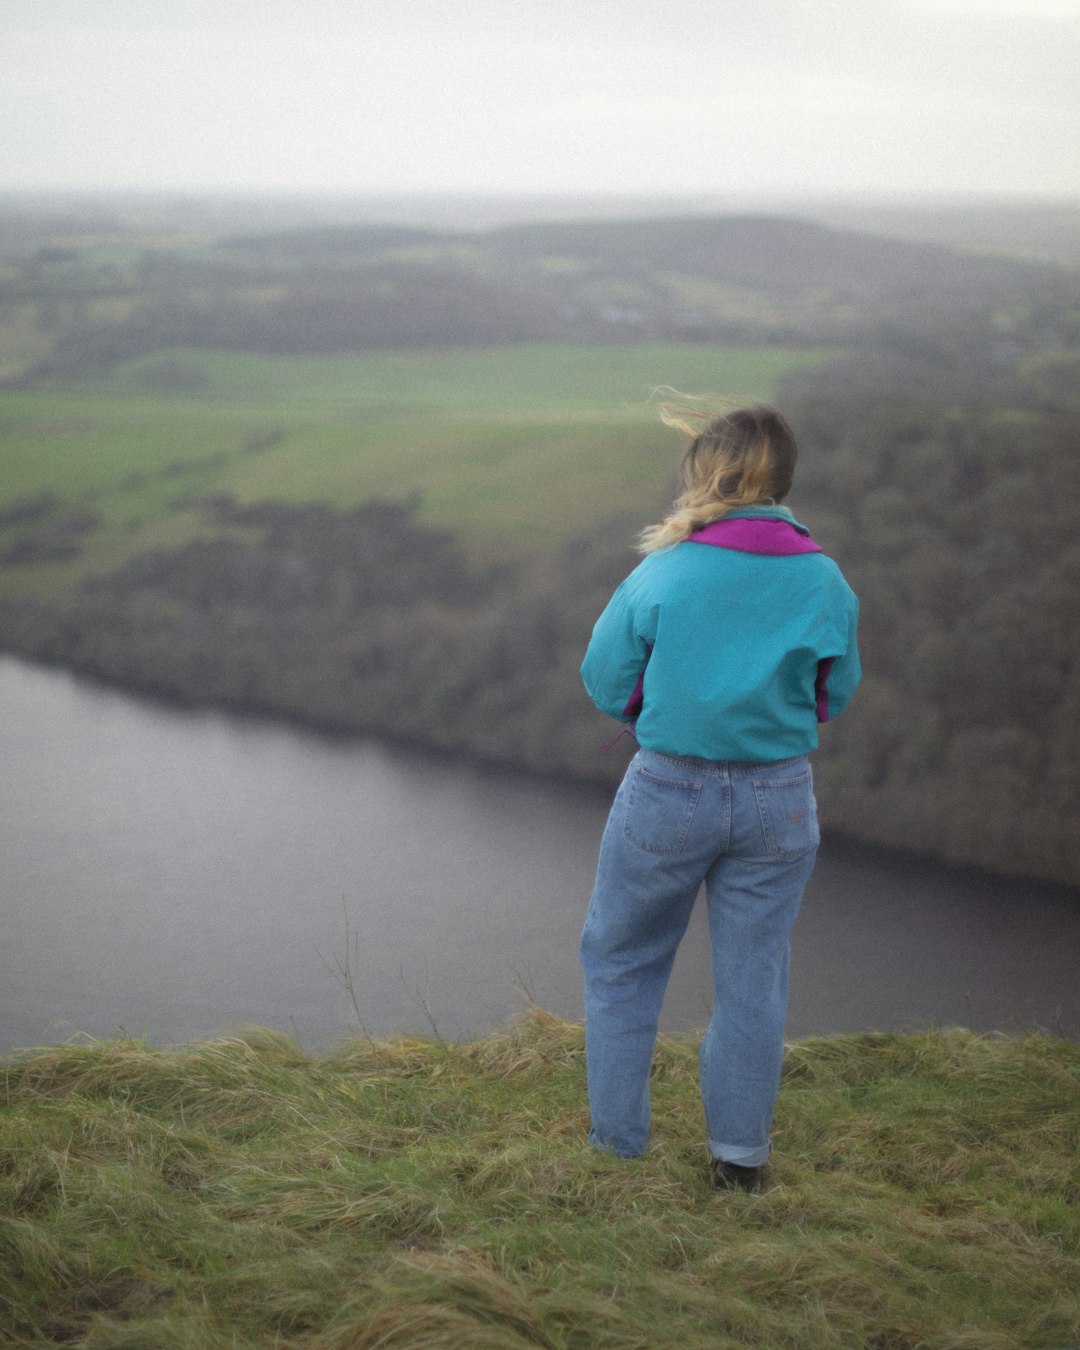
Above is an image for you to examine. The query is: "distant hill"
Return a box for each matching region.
[807,196,1080,267]
[482,213,1029,295]
[4,206,1075,382]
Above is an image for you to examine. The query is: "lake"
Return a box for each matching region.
[2,654,1077,1054]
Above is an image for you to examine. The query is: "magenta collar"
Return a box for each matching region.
[689,517,821,556]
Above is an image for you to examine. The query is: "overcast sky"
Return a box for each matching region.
[2,0,1077,200]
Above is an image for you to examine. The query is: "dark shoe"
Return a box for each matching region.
[711,1158,764,1193]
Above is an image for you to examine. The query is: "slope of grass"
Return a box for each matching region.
[2,1011,1077,1348]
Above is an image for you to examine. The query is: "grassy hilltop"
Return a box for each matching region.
[2,1012,1078,1349]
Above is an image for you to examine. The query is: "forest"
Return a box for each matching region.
[0,195,1078,885]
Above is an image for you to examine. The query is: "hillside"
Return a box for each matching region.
[2,1012,1078,1348]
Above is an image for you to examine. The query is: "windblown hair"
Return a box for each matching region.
[638,395,798,554]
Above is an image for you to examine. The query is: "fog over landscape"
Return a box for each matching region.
[2,0,1078,201]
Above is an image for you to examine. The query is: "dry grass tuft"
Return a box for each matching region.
[322,1250,561,1350]
[457,1007,585,1076]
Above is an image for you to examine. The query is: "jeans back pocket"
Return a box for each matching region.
[752,770,820,858]
[623,764,701,855]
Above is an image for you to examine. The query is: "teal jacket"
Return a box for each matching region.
[580,506,861,764]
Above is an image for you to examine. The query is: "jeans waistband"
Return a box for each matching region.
[637,749,810,779]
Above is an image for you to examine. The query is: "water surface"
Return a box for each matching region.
[2,655,1076,1052]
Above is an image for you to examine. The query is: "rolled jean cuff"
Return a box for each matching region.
[709,1139,770,1168]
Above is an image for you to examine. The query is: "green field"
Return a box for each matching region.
[0,344,832,590]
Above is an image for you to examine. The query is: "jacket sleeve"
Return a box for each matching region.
[820,596,862,720]
[580,578,653,722]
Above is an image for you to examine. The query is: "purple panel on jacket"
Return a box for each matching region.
[689,518,822,555]
[621,643,653,718]
[815,657,835,723]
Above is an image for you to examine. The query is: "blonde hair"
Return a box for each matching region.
[638,394,798,554]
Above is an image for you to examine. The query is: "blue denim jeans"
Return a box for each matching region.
[580,749,819,1165]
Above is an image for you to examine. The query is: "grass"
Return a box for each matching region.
[2,1010,1077,1348]
[0,343,833,591]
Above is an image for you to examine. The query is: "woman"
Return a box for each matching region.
[579,398,861,1191]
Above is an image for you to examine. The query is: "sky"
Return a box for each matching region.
[1,0,1078,201]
